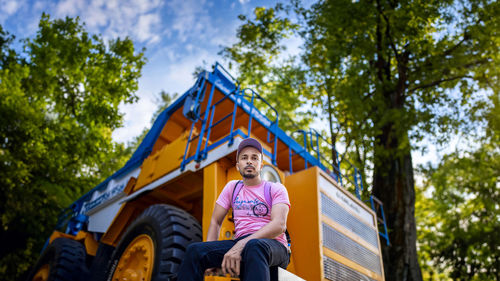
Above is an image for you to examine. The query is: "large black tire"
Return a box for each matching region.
[106,204,202,281]
[27,237,88,281]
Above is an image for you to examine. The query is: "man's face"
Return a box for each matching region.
[236,146,263,179]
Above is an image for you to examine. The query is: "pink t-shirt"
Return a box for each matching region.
[216,180,291,247]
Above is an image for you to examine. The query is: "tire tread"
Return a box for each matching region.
[107,204,201,281]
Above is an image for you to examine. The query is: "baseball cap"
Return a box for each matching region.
[237,138,263,157]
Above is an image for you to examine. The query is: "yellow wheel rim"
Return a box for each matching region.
[111,234,155,281]
[32,264,49,281]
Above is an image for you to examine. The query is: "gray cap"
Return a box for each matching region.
[237,138,263,157]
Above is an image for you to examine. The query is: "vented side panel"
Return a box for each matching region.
[323,256,376,281]
[322,223,382,275]
[321,192,379,248]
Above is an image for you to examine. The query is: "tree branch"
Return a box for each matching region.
[442,35,469,57]
[408,75,473,93]
[379,6,400,61]
[414,31,473,75]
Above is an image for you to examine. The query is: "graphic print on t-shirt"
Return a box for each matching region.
[234,196,269,217]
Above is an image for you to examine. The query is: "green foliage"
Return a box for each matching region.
[223,0,499,279]
[0,14,145,280]
[221,4,313,132]
[416,94,500,281]
[301,0,499,157]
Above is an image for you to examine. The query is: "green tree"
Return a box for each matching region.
[223,1,499,280]
[0,14,145,280]
[416,93,500,280]
[221,5,314,133]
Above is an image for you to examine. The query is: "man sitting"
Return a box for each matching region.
[177,138,291,281]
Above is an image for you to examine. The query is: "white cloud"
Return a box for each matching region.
[239,0,250,4]
[56,0,90,16]
[166,0,213,43]
[112,95,156,144]
[134,13,161,43]
[53,0,164,44]
[1,0,20,15]
[0,0,24,24]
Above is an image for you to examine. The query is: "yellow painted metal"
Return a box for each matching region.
[203,161,228,240]
[101,203,137,247]
[226,166,240,182]
[134,130,192,191]
[32,264,49,281]
[286,166,386,281]
[285,166,323,281]
[111,234,155,281]
[318,170,385,280]
[48,230,99,256]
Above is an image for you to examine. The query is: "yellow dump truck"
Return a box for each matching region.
[29,63,389,281]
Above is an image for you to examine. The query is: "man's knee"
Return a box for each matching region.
[243,239,268,258]
[185,242,206,260]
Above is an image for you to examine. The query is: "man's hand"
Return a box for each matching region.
[221,240,247,277]
[204,268,221,276]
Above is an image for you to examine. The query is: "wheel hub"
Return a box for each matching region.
[112,234,155,281]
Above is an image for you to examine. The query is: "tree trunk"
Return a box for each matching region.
[325,84,339,177]
[372,124,422,281]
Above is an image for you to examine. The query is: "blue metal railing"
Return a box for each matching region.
[180,68,280,171]
[370,195,390,246]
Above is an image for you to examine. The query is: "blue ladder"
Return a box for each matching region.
[369,195,390,246]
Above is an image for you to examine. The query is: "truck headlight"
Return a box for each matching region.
[261,165,281,184]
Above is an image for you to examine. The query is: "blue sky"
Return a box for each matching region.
[0,0,454,170]
[0,0,277,144]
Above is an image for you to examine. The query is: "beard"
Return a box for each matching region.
[240,166,258,179]
[242,172,256,179]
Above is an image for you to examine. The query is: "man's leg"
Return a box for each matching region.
[239,239,290,281]
[177,240,236,281]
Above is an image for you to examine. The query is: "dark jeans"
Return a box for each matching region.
[177,236,290,281]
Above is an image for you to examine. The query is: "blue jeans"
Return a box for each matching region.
[177,236,290,281]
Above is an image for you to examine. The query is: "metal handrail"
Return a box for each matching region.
[181,75,281,169]
[214,62,239,85]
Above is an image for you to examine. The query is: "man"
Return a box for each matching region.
[177,138,291,281]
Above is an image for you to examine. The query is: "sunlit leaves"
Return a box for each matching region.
[417,145,500,280]
[224,0,499,279]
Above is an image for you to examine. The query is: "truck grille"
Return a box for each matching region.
[321,192,379,248]
[322,223,382,275]
[323,256,376,281]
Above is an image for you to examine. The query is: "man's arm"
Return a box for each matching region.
[240,203,289,241]
[221,203,289,276]
[206,203,229,242]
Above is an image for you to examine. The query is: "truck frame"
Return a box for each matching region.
[29,63,389,281]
